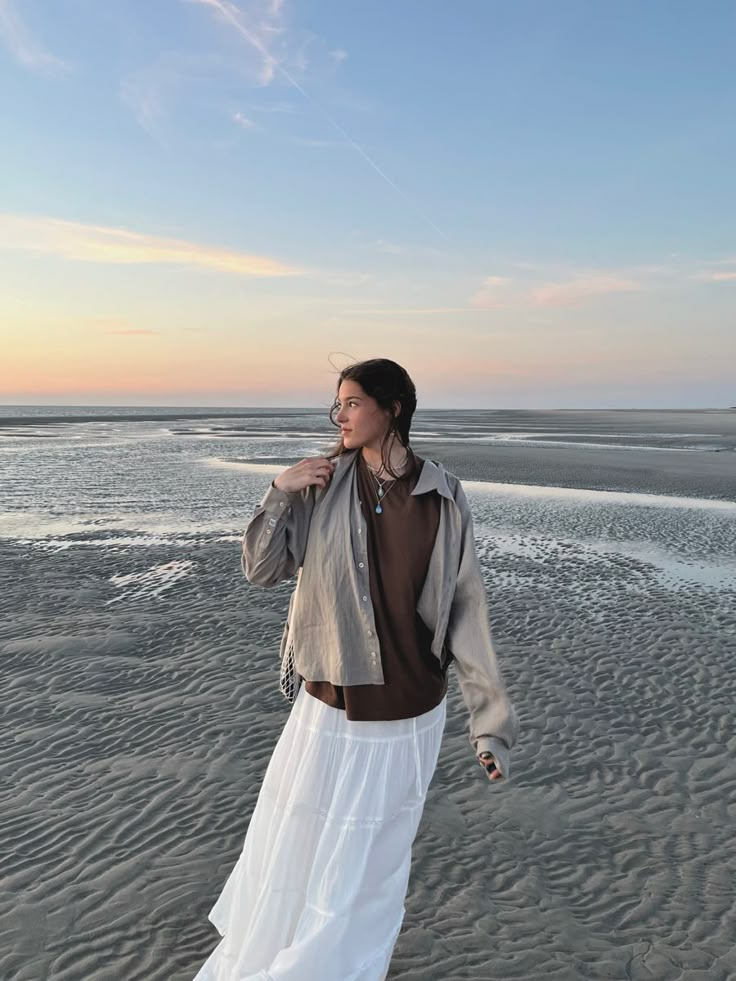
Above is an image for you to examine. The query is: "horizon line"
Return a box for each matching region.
[0,403,734,412]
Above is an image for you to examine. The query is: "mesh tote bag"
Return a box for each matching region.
[278,570,303,702]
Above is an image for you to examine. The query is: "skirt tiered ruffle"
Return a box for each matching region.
[193,684,446,981]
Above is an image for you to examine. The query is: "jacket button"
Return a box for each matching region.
[362,595,368,601]
[367,630,373,637]
[358,562,364,568]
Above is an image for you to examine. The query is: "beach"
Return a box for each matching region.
[1,407,735,980]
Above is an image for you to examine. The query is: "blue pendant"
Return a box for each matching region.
[375,504,382,514]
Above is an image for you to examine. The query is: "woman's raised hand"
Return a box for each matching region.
[274,456,336,494]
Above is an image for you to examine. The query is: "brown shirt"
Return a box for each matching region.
[305,449,449,720]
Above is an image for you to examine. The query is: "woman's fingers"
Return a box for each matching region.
[478,753,503,780]
[312,459,335,487]
[276,456,334,493]
[286,457,334,491]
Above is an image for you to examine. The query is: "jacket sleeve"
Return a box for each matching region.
[241,479,317,587]
[445,478,520,779]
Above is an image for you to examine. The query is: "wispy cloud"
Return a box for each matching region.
[0,214,304,277]
[188,0,347,85]
[472,269,644,309]
[189,0,447,240]
[0,0,68,73]
[120,57,177,136]
[694,258,736,282]
[186,0,290,87]
[233,110,257,129]
[695,270,736,282]
[103,328,159,336]
[531,273,641,307]
[471,275,516,309]
[121,52,227,137]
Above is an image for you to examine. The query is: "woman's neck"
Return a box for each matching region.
[360,437,410,476]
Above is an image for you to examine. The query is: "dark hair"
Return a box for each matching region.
[326,358,418,479]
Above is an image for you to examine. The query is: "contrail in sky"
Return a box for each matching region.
[189,0,448,241]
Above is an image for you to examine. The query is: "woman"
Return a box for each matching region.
[193,358,519,981]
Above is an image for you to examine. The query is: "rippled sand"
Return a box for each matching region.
[1,410,735,980]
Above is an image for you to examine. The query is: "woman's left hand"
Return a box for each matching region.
[478,751,503,781]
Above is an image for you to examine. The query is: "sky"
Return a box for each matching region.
[1,0,735,409]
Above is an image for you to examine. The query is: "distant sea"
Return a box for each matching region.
[1,406,734,544]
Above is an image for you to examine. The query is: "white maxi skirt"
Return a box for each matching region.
[193,684,447,981]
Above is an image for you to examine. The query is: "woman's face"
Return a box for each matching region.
[334,380,394,449]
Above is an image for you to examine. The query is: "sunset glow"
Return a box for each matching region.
[1,0,734,407]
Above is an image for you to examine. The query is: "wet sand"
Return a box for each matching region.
[1,411,735,980]
[421,439,736,502]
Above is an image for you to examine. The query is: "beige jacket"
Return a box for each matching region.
[242,448,519,778]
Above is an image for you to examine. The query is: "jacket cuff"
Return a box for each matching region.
[259,480,296,515]
[475,736,511,780]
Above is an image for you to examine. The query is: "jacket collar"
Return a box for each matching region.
[411,455,455,501]
[337,447,455,502]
